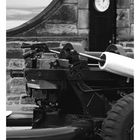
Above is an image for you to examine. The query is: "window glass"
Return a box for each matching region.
[6,0,53,29]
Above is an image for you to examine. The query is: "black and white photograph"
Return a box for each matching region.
[5,0,134,140]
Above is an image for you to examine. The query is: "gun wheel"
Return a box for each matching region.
[102,93,133,140]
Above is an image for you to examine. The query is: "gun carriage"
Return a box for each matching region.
[7,42,134,140]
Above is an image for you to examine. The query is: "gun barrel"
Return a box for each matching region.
[99,52,134,78]
[79,52,104,62]
[50,49,104,62]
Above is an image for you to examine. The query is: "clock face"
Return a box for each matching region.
[94,0,110,12]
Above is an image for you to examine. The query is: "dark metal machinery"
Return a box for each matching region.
[7,43,134,140]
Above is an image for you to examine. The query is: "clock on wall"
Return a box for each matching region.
[94,0,110,12]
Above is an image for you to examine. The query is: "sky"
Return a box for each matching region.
[6,0,52,29]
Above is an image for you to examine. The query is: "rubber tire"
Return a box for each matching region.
[102,93,133,140]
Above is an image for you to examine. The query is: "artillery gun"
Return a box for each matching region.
[7,42,134,140]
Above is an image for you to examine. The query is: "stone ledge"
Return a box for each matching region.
[36,24,78,36]
[7,36,88,42]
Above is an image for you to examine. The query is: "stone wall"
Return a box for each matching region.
[7,0,134,41]
[116,0,134,49]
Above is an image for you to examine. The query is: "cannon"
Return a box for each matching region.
[7,43,134,140]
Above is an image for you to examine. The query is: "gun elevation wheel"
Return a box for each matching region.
[102,93,133,140]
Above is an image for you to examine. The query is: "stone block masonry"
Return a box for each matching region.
[116,0,134,51]
[116,0,134,42]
